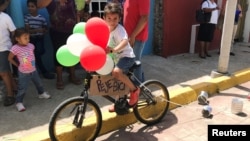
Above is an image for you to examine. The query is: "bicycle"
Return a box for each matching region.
[48,61,170,141]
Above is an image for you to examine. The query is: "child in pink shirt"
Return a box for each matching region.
[8,28,51,112]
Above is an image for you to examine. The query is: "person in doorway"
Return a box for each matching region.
[103,2,140,112]
[123,0,149,84]
[197,0,219,59]
[37,0,83,89]
[25,0,55,79]
[229,2,242,56]
[8,28,51,112]
[0,0,17,106]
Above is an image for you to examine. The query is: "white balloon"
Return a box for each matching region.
[96,55,114,75]
[66,33,93,56]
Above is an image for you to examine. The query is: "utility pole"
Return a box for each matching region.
[211,0,237,78]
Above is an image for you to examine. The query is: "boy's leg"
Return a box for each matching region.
[0,51,15,106]
[0,72,15,106]
[115,57,139,106]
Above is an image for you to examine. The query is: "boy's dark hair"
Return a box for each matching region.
[27,0,37,6]
[0,0,5,6]
[103,2,122,17]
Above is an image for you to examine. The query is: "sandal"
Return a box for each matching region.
[69,77,82,85]
[56,81,64,90]
[4,96,15,106]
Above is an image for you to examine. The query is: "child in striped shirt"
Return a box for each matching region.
[24,0,55,79]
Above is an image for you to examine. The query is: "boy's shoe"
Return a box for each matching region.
[38,92,51,99]
[128,87,140,106]
[16,103,26,112]
[4,96,15,106]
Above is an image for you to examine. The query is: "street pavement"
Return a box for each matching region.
[1,42,250,141]
[97,81,250,141]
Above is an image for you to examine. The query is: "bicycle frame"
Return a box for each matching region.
[81,61,155,107]
[48,61,170,140]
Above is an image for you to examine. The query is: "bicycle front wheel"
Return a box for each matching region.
[48,97,102,141]
[133,80,170,125]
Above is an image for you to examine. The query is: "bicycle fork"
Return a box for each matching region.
[73,91,88,128]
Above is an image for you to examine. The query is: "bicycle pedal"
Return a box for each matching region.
[114,98,129,115]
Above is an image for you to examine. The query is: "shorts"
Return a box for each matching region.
[116,57,135,74]
[0,51,11,72]
[197,23,216,42]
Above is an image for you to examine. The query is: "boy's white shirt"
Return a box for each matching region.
[108,24,135,63]
[0,12,16,51]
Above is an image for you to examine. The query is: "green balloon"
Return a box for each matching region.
[56,45,80,66]
[73,22,86,34]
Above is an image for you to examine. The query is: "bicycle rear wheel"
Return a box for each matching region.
[133,80,170,125]
[48,97,102,141]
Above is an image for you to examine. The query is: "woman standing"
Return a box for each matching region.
[197,0,220,59]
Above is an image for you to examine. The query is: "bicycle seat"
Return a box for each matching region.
[128,60,141,73]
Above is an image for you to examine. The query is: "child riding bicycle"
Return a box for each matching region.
[103,2,140,112]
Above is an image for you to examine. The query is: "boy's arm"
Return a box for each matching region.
[24,24,43,34]
[129,15,148,47]
[8,52,18,67]
[110,39,128,53]
[10,31,15,44]
[106,39,128,53]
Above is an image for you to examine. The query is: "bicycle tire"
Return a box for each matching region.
[48,96,102,141]
[133,80,170,125]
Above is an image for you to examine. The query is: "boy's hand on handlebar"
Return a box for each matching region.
[106,47,113,53]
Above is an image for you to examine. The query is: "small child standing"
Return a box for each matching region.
[103,2,140,112]
[8,28,51,112]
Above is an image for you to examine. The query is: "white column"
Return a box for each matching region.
[211,0,237,77]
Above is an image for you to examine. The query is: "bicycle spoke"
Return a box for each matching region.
[133,80,170,125]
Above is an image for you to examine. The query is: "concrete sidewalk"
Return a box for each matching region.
[96,81,250,141]
[1,43,250,141]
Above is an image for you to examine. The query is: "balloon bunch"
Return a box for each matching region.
[56,17,114,75]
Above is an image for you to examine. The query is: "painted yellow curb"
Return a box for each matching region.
[19,68,250,141]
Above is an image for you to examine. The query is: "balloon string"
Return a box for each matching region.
[159,97,231,113]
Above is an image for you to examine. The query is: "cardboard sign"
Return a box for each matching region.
[89,75,129,96]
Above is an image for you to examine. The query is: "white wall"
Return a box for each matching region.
[243,0,250,42]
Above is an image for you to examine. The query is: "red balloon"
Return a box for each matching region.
[80,45,106,71]
[85,17,110,50]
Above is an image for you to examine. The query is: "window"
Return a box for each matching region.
[89,0,108,18]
